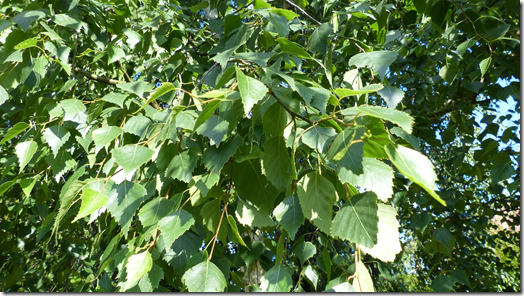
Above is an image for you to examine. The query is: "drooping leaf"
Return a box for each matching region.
[112,144,155,175]
[182,261,227,292]
[0,122,30,145]
[273,195,304,239]
[195,115,229,147]
[15,140,38,172]
[236,199,274,228]
[236,67,268,116]
[377,85,405,108]
[233,158,279,210]
[260,264,293,292]
[360,204,401,262]
[138,264,164,292]
[410,212,431,233]
[277,38,312,59]
[101,93,128,108]
[297,172,336,234]
[227,215,248,248]
[123,115,152,137]
[263,102,291,138]
[302,126,336,153]
[158,209,195,248]
[331,191,378,248]
[92,126,123,150]
[308,23,333,55]
[431,274,454,292]
[138,198,176,229]
[105,181,147,237]
[193,100,222,132]
[124,251,153,291]
[450,270,471,287]
[327,126,366,175]
[46,150,77,182]
[73,189,109,222]
[352,261,375,292]
[116,81,154,98]
[348,51,398,80]
[338,157,394,202]
[165,147,200,183]
[432,227,453,251]
[294,242,316,266]
[203,135,242,175]
[384,144,446,206]
[342,105,414,134]
[261,136,291,191]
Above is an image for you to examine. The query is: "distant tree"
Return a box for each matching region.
[0,0,519,292]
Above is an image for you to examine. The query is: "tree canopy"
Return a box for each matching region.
[0,0,520,292]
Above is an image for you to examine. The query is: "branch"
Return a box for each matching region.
[269,89,313,124]
[283,0,321,25]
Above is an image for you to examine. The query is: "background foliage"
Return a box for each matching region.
[0,0,520,292]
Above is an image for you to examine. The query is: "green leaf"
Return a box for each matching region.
[308,23,333,55]
[439,64,458,82]
[377,86,405,108]
[236,199,274,228]
[122,28,143,47]
[92,126,123,150]
[450,270,471,287]
[390,127,420,151]
[112,144,155,175]
[138,264,164,291]
[343,106,414,134]
[196,115,229,147]
[53,179,86,237]
[12,10,46,31]
[42,125,71,158]
[410,212,431,233]
[327,126,366,175]
[263,102,291,138]
[303,265,319,290]
[0,181,15,196]
[384,144,445,206]
[333,84,384,99]
[191,173,220,197]
[165,147,200,183]
[271,8,299,20]
[46,150,77,182]
[432,227,452,250]
[19,176,39,197]
[138,198,176,229]
[431,275,454,292]
[14,37,38,50]
[193,100,222,133]
[124,115,152,137]
[294,242,316,266]
[124,251,153,291]
[297,172,336,234]
[352,262,375,292]
[105,181,147,237]
[135,82,176,114]
[73,189,109,222]
[331,191,378,248]
[16,140,38,172]
[261,136,291,191]
[158,209,195,248]
[348,51,398,80]
[117,81,154,98]
[273,195,304,239]
[59,98,86,115]
[338,157,394,202]
[203,135,242,175]
[277,38,312,59]
[227,215,248,248]
[53,13,85,31]
[490,162,516,184]
[101,93,128,108]
[260,264,293,292]
[1,122,30,145]
[302,126,336,153]
[324,282,356,292]
[234,52,277,67]
[182,261,227,292]
[360,204,401,262]
[236,67,268,116]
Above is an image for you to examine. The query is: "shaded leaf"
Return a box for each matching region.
[182,261,227,292]
[124,251,153,291]
[112,144,155,175]
[297,172,335,234]
[360,204,401,262]
[236,67,268,116]
[273,195,304,239]
[158,209,195,248]
[348,51,398,80]
[260,264,293,292]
